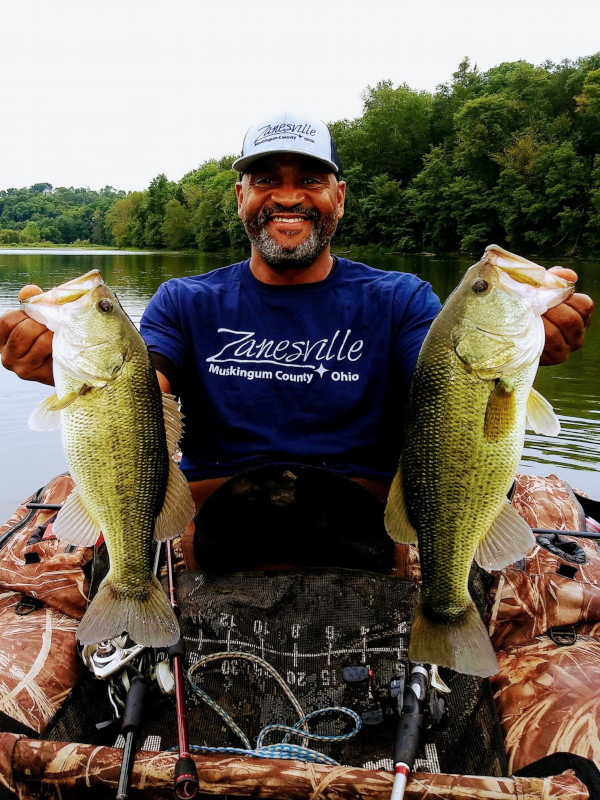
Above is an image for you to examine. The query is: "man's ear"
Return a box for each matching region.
[336,180,346,220]
[235,181,244,219]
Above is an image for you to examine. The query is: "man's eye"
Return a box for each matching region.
[254,177,276,185]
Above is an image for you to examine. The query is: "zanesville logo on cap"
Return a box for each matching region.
[254,122,318,145]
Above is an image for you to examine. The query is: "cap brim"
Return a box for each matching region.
[232,149,339,175]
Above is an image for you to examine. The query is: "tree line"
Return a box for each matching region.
[0,184,125,246]
[2,53,600,255]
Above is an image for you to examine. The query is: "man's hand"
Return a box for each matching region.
[541,267,594,366]
[0,285,55,385]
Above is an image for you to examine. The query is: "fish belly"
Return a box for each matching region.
[58,356,178,646]
[407,351,530,604]
[402,343,534,676]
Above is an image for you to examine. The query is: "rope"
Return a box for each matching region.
[186,650,362,766]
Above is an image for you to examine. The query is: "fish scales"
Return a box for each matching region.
[22,270,195,647]
[60,336,167,598]
[385,245,574,677]
[405,339,534,613]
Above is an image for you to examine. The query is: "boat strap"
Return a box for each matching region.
[548,625,577,647]
[535,532,587,564]
[514,752,600,800]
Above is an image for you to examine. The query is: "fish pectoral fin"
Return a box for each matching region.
[162,393,185,456]
[53,487,103,547]
[154,458,196,542]
[483,378,516,443]
[526,387,560,436]
[384,465,418,544]
[474,501,535,571]
[28,387,92,431]
[27,394,64,431]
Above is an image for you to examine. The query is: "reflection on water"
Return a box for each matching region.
[0,247,598,523]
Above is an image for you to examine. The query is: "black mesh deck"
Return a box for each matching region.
[47,565,507,777]
[46,466,507,777]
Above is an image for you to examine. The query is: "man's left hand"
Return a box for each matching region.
[541,267,594,366]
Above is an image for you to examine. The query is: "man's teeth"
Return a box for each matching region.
[270,216,306,223]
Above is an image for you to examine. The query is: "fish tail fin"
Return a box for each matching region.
[409,598,498,678]
[77,574,179,648]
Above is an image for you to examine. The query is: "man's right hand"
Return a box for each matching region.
[0,285,55,385]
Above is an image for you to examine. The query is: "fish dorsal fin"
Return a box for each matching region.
[474,500,535,571]
[384,464,418,545]
[161,393,184,456]
[154,458,196,542]
[526,387,561,436]
[154,393,196,542]
[53,486,103,547]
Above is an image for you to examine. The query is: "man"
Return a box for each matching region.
[0,112,595,523]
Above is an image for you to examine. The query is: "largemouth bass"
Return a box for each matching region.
[384,245,574,677]
[22,271,195,647]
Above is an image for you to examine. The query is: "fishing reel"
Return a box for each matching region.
[80,635,175,733]
[81,635,176,700]
[81,636,146,680]
[342,663,450,733]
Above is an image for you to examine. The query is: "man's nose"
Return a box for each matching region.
[270,181,305,206]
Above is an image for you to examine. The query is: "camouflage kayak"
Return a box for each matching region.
[0,470,598,800]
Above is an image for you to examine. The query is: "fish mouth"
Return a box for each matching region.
[484,244,575,309]
[21,270,104,331]
[22,270,104,307]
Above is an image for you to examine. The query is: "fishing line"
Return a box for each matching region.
[186,650,361,765]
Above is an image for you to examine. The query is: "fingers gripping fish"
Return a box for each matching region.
[22,271,196,648]
[385,245,575,678]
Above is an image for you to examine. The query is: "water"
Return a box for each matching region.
[0,248,598,524]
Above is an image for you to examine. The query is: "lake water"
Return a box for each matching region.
[0,248,598,523]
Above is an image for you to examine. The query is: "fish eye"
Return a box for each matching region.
[97,299,113,313]
[471,278,490,295]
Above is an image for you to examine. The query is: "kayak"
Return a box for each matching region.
[0,468,598,800]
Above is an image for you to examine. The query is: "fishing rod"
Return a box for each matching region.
[116,672,147,800]
[166,538,199,800]
[390,664,429,800]
[533,528,600,539]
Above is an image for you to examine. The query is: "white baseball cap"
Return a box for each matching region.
[232,111,341,175]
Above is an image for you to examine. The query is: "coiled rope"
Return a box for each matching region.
[186,650,362,766]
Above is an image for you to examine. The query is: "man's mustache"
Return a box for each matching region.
[257,205,320,226]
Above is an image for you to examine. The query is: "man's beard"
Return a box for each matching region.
[242,205,339,269]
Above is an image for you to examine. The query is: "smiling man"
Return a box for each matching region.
[233,115,345,280]
[235,149,345,284]
[136,112,593,522]
[140,113,442,519]
[0,111,594,568]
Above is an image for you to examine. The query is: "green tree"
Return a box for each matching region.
[19,221,41,243]
[454,94,523,182]
[106,192,144,248]
[162,199,195,249]
[583,153,600,250]
[407,146,457,252]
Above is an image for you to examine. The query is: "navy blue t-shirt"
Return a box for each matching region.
[140,258,441,483]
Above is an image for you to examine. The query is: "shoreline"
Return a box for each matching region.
[1,243,596,264]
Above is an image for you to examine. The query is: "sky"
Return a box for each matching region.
[1,0,599,193]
